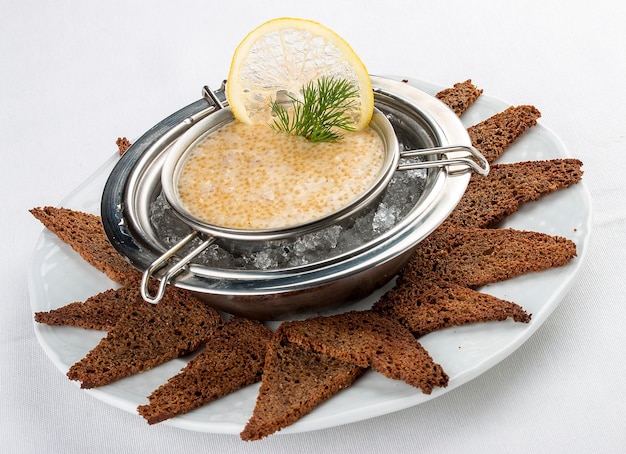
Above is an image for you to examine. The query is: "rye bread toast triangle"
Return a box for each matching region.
[30,206,141,285]
[373,277,531,338]
[442,159,584,229]
[435,79,483,116]
[399,227,577,289]
[34,284,140,331]
[240,331,365,441]
[468,105,541,164]
[139,317,271,425]
[435,81,540,165]
[278,310,449,394]
[66,285,223,389]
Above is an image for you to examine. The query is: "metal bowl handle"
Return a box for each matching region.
[141,231,216,303]
[398,145,490,176]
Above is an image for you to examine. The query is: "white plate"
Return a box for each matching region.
[28,77,592,435]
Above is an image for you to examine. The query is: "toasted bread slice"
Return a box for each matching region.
[279,311,448,394]
[443,159,584,228]
[240,333,364,441]
[116,137,132,155]
[138,317,271,425]
[373,277,531,338]
[30,206,141,285]
[400,227,577,288]
[67,285,222,389]
[468,105,541,164]
[435,79,483,116]
[34,284,140,331]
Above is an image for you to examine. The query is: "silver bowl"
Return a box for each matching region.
[101,76,487,320]
[159,107,400,243]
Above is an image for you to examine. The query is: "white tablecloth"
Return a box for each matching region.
[2,1,625,452]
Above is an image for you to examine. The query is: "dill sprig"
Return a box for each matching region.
[270,77,359,142]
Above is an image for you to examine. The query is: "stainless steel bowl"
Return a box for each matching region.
[101,76,487,320]
[160,108,400,242]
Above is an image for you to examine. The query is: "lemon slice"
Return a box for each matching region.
[226,17,374,131]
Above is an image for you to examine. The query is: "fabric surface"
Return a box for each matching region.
[2,1,625,452]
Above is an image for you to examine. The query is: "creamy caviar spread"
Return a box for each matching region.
[176,121,385,230]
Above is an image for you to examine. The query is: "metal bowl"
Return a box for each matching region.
[160,107,400,243]
[101,76,486,320]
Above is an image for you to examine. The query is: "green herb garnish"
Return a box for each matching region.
[270,77,359,142]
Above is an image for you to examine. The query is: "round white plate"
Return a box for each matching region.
[28,77,592,435]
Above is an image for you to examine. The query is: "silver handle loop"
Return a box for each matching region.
[398,145,490,176]
[141,231,216,303]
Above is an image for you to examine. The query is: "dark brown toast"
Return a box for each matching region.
[443,159,584,229]
[67,285,223,389]
[116,137,132,155]
[468,105,541,164]
[373,277,531,338]
[240,333,364,441]
[34,284,140,331]
[400,227,577,288]
[279,310,448,394]
[435,79,483,116]
[138,317,271,425]
[30,206,141,285]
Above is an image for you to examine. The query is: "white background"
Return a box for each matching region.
[2,1,625,452]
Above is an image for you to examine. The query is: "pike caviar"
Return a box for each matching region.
[177,122,384,230]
